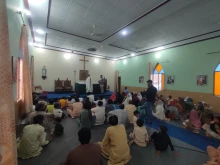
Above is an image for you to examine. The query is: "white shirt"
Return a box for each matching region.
[88,94,94,103]
[53,109,63,118]
[86,76,93,93]
[108,109,129,126]
[91,106,105,125]
[94,99,106,107]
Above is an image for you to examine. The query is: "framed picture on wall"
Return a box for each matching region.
[79,70,89,80]
[197,75,207,86]
[139,76,144,83]
[167,75,174,84]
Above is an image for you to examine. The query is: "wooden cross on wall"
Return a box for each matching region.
[80,56,89,70]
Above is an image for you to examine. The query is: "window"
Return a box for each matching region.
[151,63,165,91]
[17,58,23,100]
[214,63,220,96]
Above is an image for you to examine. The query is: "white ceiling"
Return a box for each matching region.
[28,0,220,59]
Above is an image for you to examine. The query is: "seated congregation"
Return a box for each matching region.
[17,87,220,165]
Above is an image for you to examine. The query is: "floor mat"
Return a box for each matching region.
[144,118,220,151]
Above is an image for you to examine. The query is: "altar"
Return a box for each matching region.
[75,82,101,95]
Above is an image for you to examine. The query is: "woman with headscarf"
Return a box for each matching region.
[123,93,132,107]
[137,93,142,102]
[153,100,169,121]
[151,125,180,158]
[183,109,201,133]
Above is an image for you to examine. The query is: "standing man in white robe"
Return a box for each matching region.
[86,75,93,93]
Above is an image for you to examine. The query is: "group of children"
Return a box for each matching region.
[17,91,219,164]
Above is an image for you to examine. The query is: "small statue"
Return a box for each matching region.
[42,66,47,79]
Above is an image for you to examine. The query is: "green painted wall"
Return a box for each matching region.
[116,37,220,94]
[6,0,33,99]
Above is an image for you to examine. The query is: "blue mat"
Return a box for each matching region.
[38,91,113,99]
[143,118,220,151]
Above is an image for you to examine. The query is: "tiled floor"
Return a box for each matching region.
[18,118,209,165]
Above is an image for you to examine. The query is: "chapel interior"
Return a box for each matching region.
[1,0,220,165]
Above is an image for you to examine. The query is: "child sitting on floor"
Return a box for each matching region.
[133,110,139,127]
[47,100,54,113]
[129,119,149,147]
[52,117,64,136]
[203,116,220,139]
[53,102,64,119]
[183,109,201,133]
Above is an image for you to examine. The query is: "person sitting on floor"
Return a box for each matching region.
[125,100,136,124]
[203,146,220,165]
[105,99,114,114]
[137,93,143,102]
[87,92,95,103]
[167,104,179,120]
[53,102,64,119]
[71,96,75,103]
[78,102,93,129]
[67,97,73,109]
[167,95,173,106]
[124,87,129,95]
[17,115,50,159]
[47,99,54,113]
[159,95,166,106]
[67,97,83,118]
[108,104,129,126]
[174,99,183,113]
[28,101,52,124]
[133,110,140,127]
[151,125,180,159]
[132,94,140,107]
[91,101,105,125]
[52,117,64,136]
[59,97,67,109]
[94,96,106,107]
[203,116,220,139]
[129,119,149,147]
[99,115,131,165]
[60,127,102,165]
[153,100,170,121]
[182,109,201,133]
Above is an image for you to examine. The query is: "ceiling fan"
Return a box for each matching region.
[90,24,103,37]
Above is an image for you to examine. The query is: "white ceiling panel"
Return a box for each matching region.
[28,0,220,59]
[110,0,220,53]
[48,0,165,41]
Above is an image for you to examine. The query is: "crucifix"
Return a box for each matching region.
[80,56,89,70]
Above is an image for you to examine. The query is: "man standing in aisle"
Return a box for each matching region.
[98,75,105,94]
[145,80,157,124]
[86,75,93,93]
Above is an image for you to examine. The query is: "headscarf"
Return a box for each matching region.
[190,109,201,129]
[127,93,132,100]
[157,100,164,106]
[137,93,142,101]
[110,93,116,101]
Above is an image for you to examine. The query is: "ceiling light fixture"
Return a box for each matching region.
[121,30,127,36]
[95,59,99,63]
[155,53,161,58]
[24,10,31,16]
[113,59,118,61]
[35,37,41,41]
[64,54,71,59]
[155,46,165,51]
[36,29,44,34]
[131,53,135,56]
